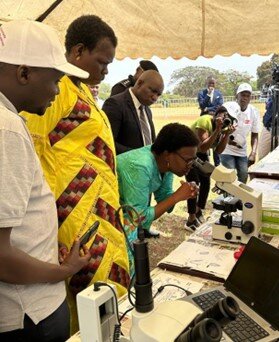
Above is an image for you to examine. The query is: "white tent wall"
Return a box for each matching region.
[0,0,55,21]
[0,0,278,59]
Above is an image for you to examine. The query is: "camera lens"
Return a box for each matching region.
[222,118,231,128]
[194,296,240,328]
[176,318,222,342]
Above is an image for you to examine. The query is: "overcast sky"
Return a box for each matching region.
[105,54,272,91]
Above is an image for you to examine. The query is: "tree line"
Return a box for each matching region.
[256,54,279,91]
[169,54,278,98]
[99,54,278,100]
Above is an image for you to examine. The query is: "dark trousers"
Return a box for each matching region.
[0,299,70,342]
[186,152,210,215]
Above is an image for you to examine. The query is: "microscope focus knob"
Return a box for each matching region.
[241,221,254,235]
[225,232,232,240]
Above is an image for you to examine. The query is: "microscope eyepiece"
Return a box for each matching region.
[176,318,222,342]
[194,296,240,328]
[193,158,215,177]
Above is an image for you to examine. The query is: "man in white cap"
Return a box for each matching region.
[220,83,260,183]
[0,20,91,341]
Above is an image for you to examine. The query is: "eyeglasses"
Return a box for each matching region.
[175,152,197,166]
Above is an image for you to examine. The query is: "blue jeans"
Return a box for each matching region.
[220,154,248,183]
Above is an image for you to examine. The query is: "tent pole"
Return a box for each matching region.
[36,0,64,22]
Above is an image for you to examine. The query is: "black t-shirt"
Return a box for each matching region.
[110,75,135,96]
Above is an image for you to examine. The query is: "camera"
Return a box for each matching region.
[222,113,237,130]
[222,117,232,129]
[215,105,237,131]
[229,134,245,149]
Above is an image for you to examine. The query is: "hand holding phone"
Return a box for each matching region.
[79,221,100,246]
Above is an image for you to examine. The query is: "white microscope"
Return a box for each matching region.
[194,160,262,244]
[211,165,262,244]
[74,218,239,342]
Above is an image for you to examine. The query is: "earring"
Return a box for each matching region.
[76,56,81,61]
[166,161,170,169]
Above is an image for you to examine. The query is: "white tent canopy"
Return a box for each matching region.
[0,0,278,59]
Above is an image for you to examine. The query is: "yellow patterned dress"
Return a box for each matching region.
[21,76,130,331]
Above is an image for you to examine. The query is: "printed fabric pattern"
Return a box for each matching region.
[21,76,130,298]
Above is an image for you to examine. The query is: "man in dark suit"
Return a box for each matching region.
[198,77,223,115]
[103,70,164,155]
[110,60,158,96]
[198,76,224,166]
[103,70,164,238]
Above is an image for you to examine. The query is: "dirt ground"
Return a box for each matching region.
[147,200,213,270]
[147,213,187,270]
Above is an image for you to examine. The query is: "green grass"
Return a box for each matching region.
[152,103,265,129]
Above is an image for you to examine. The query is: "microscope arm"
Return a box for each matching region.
[211,166,262,236]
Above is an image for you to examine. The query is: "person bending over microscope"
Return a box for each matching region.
[117,123,200,244]
[185,106,236,231]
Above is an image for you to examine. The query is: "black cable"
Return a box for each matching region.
[122,282,192,321]
[113,324,121,342]
[127,273,136,307]
[121,223,134,256]
[94,282,124,342]
[130,291,136,298]
[153,284,192,299]
[119,306,134,322]
[115,204,141,256]
[94,282,121,325]
[115,205,152,318]
[116,274,137,323]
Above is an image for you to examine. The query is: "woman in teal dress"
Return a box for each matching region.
[117,123,200,244]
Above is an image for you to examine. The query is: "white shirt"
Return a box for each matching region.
[207,88,214,103]
[129,88,151,145]
[0,92,65,332]
[96,97,104,108]
[222,101,260,157]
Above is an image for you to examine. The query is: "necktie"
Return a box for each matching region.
[139,105,152,145]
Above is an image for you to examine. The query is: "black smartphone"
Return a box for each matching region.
[79,221,100,246]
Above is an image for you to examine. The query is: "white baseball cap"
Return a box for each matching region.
[223,101,240,119]
[0,20,89,79]
[236,83,252,95]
